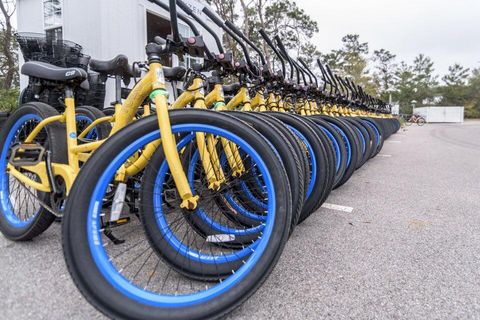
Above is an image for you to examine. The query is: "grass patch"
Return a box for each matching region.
[0,88,19,113]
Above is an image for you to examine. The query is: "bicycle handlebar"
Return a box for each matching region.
[168,0,181,43]
[274,35,295,81]
[324,64,338,89]
[290,58,311,85]
[202,7,256,74]
[297,61,312,85]
[335,75,347,96]
[225,21,266,66]
[176,0,224,54]
[259,29,285,79]
[176,0,225,53]
[317,59,330,83]
[151,0,199,36]
[342,77,355,100]
[298,58,318,87]
[149,2,389,109]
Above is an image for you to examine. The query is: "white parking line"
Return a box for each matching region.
[377,154,392,157]
[321,203,354,213]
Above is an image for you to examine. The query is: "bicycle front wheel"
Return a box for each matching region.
[62,109,292,320]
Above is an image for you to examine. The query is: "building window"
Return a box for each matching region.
[46,27,62,42]
[43,0,62,30]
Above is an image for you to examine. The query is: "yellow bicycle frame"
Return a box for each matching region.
[7,62,200,209]
[204,83,245,178]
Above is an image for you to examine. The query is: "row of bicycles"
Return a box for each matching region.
[0,0,400,319]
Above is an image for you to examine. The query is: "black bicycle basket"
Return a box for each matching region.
[16,32,90,71]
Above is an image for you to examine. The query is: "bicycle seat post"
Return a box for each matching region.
[113,75,122,106]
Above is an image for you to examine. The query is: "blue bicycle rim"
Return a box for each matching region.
[86,123,276,307]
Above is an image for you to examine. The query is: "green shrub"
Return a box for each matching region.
[465,103,480,119]
[0,88,19,112]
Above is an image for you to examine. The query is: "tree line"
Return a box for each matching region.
[322,35,480,117]
[208,0,480,118]
[0,0,18,111]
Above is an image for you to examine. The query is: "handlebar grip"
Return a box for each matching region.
[325,64,338,86]
[176,0,193,15]
[274,35,288,56]
[176,0,223,54]
[150,0,200,36]
[225,20,242,37]
[169,0,181,43]
[298,57,318,86]
[225,21,266,65]
[202,7,225,27]
[259,29,285,78]
[154,36,166,45]
[202,7,258,75]
[259,29,274,49]
[274,35,294,80]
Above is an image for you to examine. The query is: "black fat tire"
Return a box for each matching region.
[308,116,347,187]
[300,117,335,212]
[317,116,359,189]
[343,118,371,169]
[266,112,330,222]
[361,117,384,157]
[351,118,377,161]
[226,111,305,230]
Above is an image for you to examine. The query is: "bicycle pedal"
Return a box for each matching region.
[8,143,45,167]
[105,217,131,229]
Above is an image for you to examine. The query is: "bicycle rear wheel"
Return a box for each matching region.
[75,106,111,141]
[0,102,67,240]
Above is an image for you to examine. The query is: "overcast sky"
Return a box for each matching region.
[296,0,480,77]
[10,0,479,77]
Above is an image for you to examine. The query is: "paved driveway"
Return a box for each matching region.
[1,121,480,319]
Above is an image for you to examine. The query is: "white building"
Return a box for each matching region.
[16,0,223,103]
[413,106,464,123]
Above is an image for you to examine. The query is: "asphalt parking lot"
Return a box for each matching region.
[1,120,480,320]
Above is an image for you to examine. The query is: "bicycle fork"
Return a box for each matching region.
[151,90,199,210]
